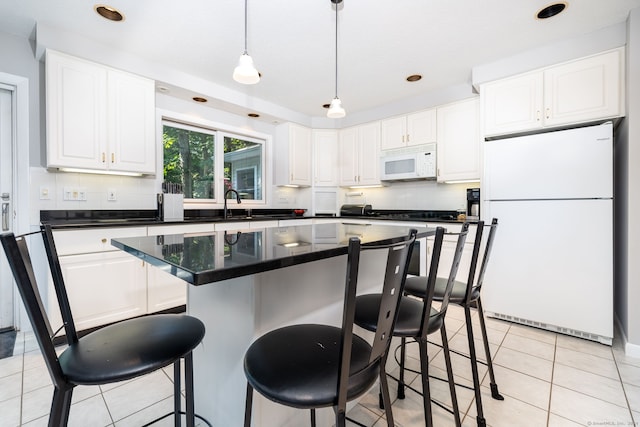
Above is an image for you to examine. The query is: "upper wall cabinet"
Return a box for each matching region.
[46,50,156,174]
[436,98,480,183]
[482,48,624,137]
[312,129,338,187]
[274,122,312,186]
[339,122,380,187]
[380,109,437,150]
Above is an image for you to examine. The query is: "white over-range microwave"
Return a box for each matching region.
[380,143,437,181]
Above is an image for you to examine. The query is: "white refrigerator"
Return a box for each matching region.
[482,122,613,344]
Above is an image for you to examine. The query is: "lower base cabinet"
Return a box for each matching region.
[147,268,187,313]
[48,251,147,332]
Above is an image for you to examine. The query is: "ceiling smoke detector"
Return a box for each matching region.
[94,5,125,22]
[536,2,567,20]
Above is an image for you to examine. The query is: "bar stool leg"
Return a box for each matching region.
[476,298,504,401]
[397,337,407,399]
[184,353,196,427]
[465,305,486,427]
[440,326,462,427]
[173,361,182,427]
[244,384,254,427]
[417,340,433,427]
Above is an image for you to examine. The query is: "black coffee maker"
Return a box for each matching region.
[467,188,480,219]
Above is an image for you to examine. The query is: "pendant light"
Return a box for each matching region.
[233,0,260,84]
[327,0,346,118]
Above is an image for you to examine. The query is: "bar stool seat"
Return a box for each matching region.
[244,324,378,408]
[60,314,204,385]
[355,295,442,337]
[405,277,480,306]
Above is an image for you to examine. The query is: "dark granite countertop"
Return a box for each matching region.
[40,209,465,229]
[112,223,437,286]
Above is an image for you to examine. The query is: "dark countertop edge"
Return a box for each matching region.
[44,215,467,230]
[112,227,434,286]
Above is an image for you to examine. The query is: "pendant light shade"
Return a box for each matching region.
[233,0,260,85]
[327,97,346,118]
[327,0,345,118]
[233,53,260,84]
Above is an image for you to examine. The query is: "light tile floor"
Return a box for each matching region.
[1,304,638,427]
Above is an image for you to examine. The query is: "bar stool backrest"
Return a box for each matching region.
[0,225,70,389]
[474,218,499,294]
[337,229,417,410]
[420,223,469,336]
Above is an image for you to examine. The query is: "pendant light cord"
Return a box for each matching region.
[244,0,248,54]
[334,1,338,98]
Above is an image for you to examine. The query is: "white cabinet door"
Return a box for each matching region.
[357,122,381,186]
[482,72,543,137]
[107,70,156,174]
[46,50,156,174]
[380,116,406,150]
[482,49,624,137]
[544,49,622,127]
[146,223,215,312]
[406,109,437,147]
[339,127,359,186]
[46,50,107,170]
[436,98,480,183]
[49,251,147,332]
[274,123,312,186]
[312,129,338,186]
[147,267,187,313]
[380,109,436,150]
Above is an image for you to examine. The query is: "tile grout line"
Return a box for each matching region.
[545,332,557,427]
[611,343,637,424]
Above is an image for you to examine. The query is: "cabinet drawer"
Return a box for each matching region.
[48,250,147,331]
[53,226,147,256]
[147,223,215,236]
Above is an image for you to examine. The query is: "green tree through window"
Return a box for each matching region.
[163,121,265,202]
[163,123,215,199]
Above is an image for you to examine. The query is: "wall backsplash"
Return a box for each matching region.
[338,181,473,212]
[30,165,474,224]
[29,167,158,225]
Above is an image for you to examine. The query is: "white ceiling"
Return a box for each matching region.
[1,0,640,121]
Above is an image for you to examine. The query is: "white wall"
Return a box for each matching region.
[615,7,640,356]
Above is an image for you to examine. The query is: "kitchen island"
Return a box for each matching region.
[112,222,436,426]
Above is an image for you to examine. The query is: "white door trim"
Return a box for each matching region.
[0,72,30,331]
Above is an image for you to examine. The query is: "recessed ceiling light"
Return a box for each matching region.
[248,113,260,118]
[192,97,207,103]
[94,5,125,22]
[536,2,567,19]
[322,104,331,109]
[156,86,169,93]
[406,74,422,82]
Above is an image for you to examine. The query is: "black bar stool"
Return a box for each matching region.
[403,218,503,427]
[243,230,417,427]
[0,225,206,427]
[354,224,469,427]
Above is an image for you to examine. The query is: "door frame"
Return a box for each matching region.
[0,72,30,330]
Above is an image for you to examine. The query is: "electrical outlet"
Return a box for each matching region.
[107,189,117,201]
[39,186,50,200]
[63,186,87,201]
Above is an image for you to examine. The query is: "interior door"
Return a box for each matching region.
[0,85,14,330]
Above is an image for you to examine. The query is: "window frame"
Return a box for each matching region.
[158,111,269,207]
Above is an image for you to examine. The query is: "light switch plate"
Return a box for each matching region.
[107,189,117,201]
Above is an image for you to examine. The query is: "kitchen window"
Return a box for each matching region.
[162,121,265,203]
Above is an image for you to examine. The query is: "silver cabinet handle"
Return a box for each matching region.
[2,202,8,231]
